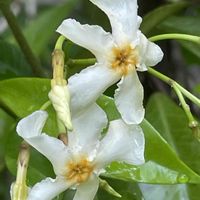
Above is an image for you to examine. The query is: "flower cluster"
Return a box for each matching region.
[14,0,163,200]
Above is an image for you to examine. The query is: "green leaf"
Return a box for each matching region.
[140,2,189,36]
[145,93,200,199]
[22,0,80,56]
[97,179,143,200]
[139,183,189,200]
[0,108,14,172]
[0,40,31,79]
[0,78,58,135]
[146,93,200,175]
[97,95,200,184]
[158,15,200,61]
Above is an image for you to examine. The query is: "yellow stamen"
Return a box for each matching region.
[111,45,138,76]
[66,158,94,184]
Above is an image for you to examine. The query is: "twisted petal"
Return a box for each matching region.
[90,0,139,44]
[69,63,120,114]
[56,19,114,62]
[68,103,107,155]
[114,72,144,124]
[27,177,70,200]
[96,119,145,169]
[73,175,99,200]
[137,33,164,71]
[48,85,72,130]
[16,111,70,174]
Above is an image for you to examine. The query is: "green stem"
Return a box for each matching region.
[67,58,96,66]
[55,35,66,50]
[40,101,51,110]
[149,33,200,44]
[173,84,195,123]
[0,4,44,76]
[148,67,200,108]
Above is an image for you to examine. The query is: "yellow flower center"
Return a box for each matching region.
[66,158,94,184]
[111,45,138,76]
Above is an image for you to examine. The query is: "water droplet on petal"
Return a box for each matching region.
[177,174,189,183]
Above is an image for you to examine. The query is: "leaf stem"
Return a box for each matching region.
[149,33,200,44]
[148,67,200,108]
[40,101,51,110]
[0,4,44,76]
[55,35,66,50]
[67,58,96,66]
[173,84,195,123]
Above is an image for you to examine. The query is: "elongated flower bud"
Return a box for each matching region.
[10,142,30,200]
[49,49,73,131]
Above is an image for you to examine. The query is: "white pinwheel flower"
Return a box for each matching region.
[16,108,145,200]
[56,0,163,124]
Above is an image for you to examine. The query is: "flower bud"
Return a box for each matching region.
[49,84,73,131]
[10,142,30,200]
[49,49,73,131]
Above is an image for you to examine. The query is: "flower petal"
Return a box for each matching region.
[90,0,139,44]
[27,177,70,200]
[16,110,47,138]
[137,33,163,70]
[56,19,114,62]
[96,119,145,169]
[68,103,107,156]
[16,111,69,174]
[114,72,144,124]
[73,175,99,200]
[69,63,120,115]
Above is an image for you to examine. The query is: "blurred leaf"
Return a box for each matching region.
[22,0,80,55]
[140,2,188,35]
[0,40,31,80]
[98,95,200,184]
[158,15,200,61]
[0,108,14,171]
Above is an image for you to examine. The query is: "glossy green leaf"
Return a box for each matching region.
[146,93,200,175]
[139,183,189,200]
[0,78,58,135]
[97,95,200,184]
[140,2,188,35]
[145,93,200,199]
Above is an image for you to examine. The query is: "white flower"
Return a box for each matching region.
[16,109,145,200]
[56,0,163,124]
